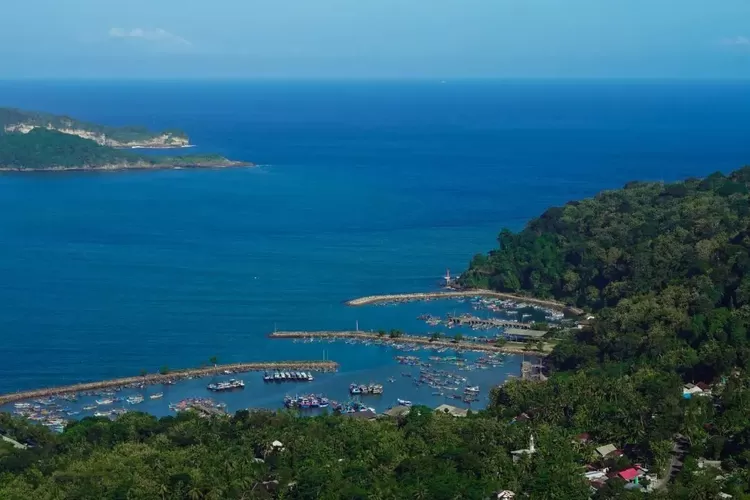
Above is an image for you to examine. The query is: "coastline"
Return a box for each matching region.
[0,360,338,405]
[346,289,584,315]
[121,144,196,150]
[0,159,254,173]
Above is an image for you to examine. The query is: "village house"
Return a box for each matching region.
[510,435,536,463]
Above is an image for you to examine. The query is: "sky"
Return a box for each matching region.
[2,0,750,79]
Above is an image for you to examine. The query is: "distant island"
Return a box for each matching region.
[0,107,190,149]
[0,108,252,172]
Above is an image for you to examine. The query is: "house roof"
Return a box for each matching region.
[504,327,547,338]
[618,468,639,481]
[596,444,618,457]
[383,405,411,417]
[344,410,377,420]
[435,404,469,417]
[576,432,591,442]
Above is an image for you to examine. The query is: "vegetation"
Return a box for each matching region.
[0,107,187,143]
[5,168,750,497]
[0,129,237,170]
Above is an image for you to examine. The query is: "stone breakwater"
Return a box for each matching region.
[269,331,551,357]
[345,290,584,315]
[0,361,339,405]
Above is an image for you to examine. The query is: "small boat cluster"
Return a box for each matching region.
[263,371,314,382]
[207,379,245,391]
[333,400,375,413]
[13,401,71,433]
[469,297,565,322]
[349,383,383,395]
[169,398,227,416]
[283,394,330,409]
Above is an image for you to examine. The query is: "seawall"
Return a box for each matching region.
[269,331,551,357]
[345,290,584,315]
[0,361,339,406]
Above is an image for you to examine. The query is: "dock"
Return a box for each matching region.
[447,315,537,331]
[346,289,584,315]
[0,361,339,406]
[269,331,553,356]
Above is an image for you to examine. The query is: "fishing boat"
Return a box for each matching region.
[150,393,164,400]
[397,399,413,407]
[126,395,144,405]
[82,405,96,411]
[14,402,31,409]
[464,386,480,394]
[207,379,245,392]
[95,398,114,406]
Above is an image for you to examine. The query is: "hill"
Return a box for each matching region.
[0,128,249,171]
[0,107,189,148]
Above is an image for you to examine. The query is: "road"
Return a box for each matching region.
[654,435,689,490]
[1,434,27,450]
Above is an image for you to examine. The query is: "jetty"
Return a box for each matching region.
[269,331,553,357]
[0,361,339,406]
[346,289,584,315]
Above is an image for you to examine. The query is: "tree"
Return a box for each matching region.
[453,333,464,343]
[377,329,386,338]
[209,356,218,367]
[430,332,442,342]
[159,365,170,375]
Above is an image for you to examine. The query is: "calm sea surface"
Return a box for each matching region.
[1,80,750,414]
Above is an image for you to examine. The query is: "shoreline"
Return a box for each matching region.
[346,290,584,315]
[0,160,254,173]
[0,360,338,406]
[269,330,553,357]
[120,144,196,150]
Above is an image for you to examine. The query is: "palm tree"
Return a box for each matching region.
[210,356,218,367]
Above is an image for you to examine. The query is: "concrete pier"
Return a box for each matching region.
[0,361,339,406]
[346,289,584,315]
[269,331,553,357]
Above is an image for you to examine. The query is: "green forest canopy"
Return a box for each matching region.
[0,129,224,169]
[4,168,750,498]
[0,107,187,143]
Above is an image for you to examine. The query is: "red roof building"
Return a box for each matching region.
[618,468,639,482]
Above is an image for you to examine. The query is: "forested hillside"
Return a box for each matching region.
[463,168,750,379]
[0,129,240,170]
[0,107,187,144]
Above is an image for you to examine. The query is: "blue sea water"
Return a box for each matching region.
[1,80,750,414]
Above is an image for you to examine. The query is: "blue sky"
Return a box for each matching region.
[2,0,750,79]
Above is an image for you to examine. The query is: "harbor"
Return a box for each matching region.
[1,289,552,430]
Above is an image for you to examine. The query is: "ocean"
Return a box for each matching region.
[1,80,750,414]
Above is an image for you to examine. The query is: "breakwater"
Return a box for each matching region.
[345,289,584,315]
[269,331,551,357]
[0,361,339,406]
